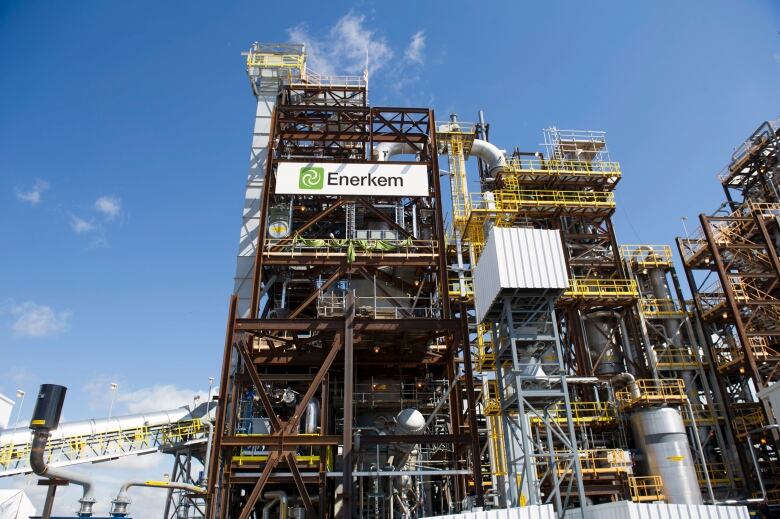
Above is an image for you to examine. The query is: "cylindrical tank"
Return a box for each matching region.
[585,312,624,375]
[30,384,67,431]
[630,407,702,504]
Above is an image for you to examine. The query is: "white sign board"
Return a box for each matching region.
[275,162,429,196]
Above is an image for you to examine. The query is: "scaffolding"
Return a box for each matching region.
[677,119,780,505]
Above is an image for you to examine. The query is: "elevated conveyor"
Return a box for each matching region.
[0,402,213,478]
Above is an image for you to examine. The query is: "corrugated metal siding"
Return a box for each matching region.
[420,505,555,519]
[563,501,749,519]
[474,227,569,322]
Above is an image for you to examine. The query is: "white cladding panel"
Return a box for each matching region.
[758,383,780,427]
[564,501,749,519]
[473,227,569,323]
[0,394,12,429]
[421,505,554,519]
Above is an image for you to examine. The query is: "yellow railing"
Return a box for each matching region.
[246,50,305,70]
[615,379,687,409]
[529,401,616,426]
[640,298,685,317]
[620,244,673,267]
[564,279,639,299]
[469,189,615,213]
[732,407,765,440]
[695,462,734,486]
[448,277,474,299]
[683,403,720,426]
[502,157,621,179]
[482,380,501,416]
[654,347,701,370]
[543,449,631,477]
[629,475,665,502]
[714,337,774,372]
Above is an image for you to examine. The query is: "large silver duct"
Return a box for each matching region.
[0,403,211,449]
[584,311,624,375]
[469,139,506,177]
[630,407,703,505]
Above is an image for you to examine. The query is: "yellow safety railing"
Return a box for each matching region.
[448,276,474,299]
[640,298,685,317]
[732,407,766,440]
[469,189,615,213]
[629,475,665,502]
[543,449,631,477]
[714,337,774,373]
[654,347,701,370]
[564,279,639,299]
[482,380,501,417]
[529,401,616,426]
[502,157,621,179]
[620,245,673,268]
[246,51,305,69]
[615,379,687,410]
[487,415,507,477]
[476,323,495,371]
[695,462,734,486]
[683,403,720,426]
[232,434,325,468]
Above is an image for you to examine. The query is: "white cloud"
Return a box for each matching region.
[15,179,49,205]
[11,302,71,338]
[69,214,96,233]
[288,12,393,76]
[118,384,208,414]
[84,380,209,415]
[94,195,121,220]
[405,31,425,65]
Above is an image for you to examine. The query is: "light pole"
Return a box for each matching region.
[681,216,690,239]
[13,389,25,431]
[107,383,118,426]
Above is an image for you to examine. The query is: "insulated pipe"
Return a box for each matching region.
[372,142,421,161]
[610,372,641,400]
[110,480,206,517]
[304,397,319,434]
[262,490,288,519]
[31,431,96,517]
[470,139,506,177]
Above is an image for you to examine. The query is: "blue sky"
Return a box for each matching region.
[1,0,779,514]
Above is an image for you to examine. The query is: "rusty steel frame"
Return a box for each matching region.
[208,101,482,518]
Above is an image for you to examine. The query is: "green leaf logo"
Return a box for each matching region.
[299,166,324,190]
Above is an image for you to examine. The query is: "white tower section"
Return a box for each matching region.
[233,44,305,318]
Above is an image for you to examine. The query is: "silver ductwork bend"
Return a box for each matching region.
[610,372,641,400]
[470,139,506,176]
[31,431,96,516]
[372,142,420,161]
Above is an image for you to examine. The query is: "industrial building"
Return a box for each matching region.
[0,41,777,519]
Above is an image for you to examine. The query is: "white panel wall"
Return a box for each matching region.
[421,505,555,519]
[233,94,276,318]
[564,501,749,519]
[473,227,569,323]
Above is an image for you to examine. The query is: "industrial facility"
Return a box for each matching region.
[1,41,778,519]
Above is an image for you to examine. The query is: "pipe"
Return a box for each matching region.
[304,397,319,434]
[470,139,506,177]
[262,490,288,519]
[610,373,640,400]
[373,142,421,161]
[110,480,206,517]
[31,431,96,516]
[202,417,214,482]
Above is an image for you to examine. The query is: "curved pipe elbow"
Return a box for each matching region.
[31,431,95,513]
[372,142,420,161]
[610,372,640,400]
[470,139,506,176]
